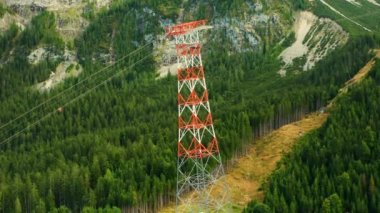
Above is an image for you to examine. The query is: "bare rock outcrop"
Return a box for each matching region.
[278,11,349,76]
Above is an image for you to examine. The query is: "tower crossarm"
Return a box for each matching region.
[165,20,210,36]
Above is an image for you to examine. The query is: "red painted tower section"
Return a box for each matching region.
[166,20,229,212]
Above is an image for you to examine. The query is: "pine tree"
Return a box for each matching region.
[15,197,22,213]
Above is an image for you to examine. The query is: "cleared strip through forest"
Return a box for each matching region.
[159,49,380,212]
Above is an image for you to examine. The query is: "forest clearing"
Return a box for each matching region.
[159,49,380,212]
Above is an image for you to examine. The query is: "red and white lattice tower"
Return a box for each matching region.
[166,20,229,212]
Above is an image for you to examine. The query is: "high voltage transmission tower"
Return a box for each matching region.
[0,17,230,212]
[166,20,229,212]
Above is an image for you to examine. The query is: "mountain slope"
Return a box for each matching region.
[313,0,380,35]
[161,112,328,213]
[0,0,379,212]
[162,49,380,213]
[246,60,380,212]
[278,11,349,76]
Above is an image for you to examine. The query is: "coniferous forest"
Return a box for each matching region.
[0,0,379,212]
[245,63,380,213]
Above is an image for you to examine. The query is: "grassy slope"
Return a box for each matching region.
[313,0,380,36]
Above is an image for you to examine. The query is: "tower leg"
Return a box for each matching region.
[166,20,230,212]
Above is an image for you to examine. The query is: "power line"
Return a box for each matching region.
[0,51,154,147]
[330,9,380,23]
[0,43,152,144]
[1,58,130,138]
[0,42,152,132]
[2,6,379,146]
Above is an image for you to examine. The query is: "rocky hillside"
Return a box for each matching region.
[0,0,112,91]
[1,0,347,80]
[155,1,349,79]
[156,0,294,77]
[0,0,111,41]
[278,11,349,76]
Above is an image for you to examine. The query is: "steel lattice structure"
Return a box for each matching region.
[166,20,229,212]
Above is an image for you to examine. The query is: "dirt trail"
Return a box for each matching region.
[225,112,328,209]
[328,49,380,108]
[159,49,380,212]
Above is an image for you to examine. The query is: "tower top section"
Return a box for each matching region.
[165,20,212,37]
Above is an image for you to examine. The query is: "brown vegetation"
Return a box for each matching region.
[159,49,380,212]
